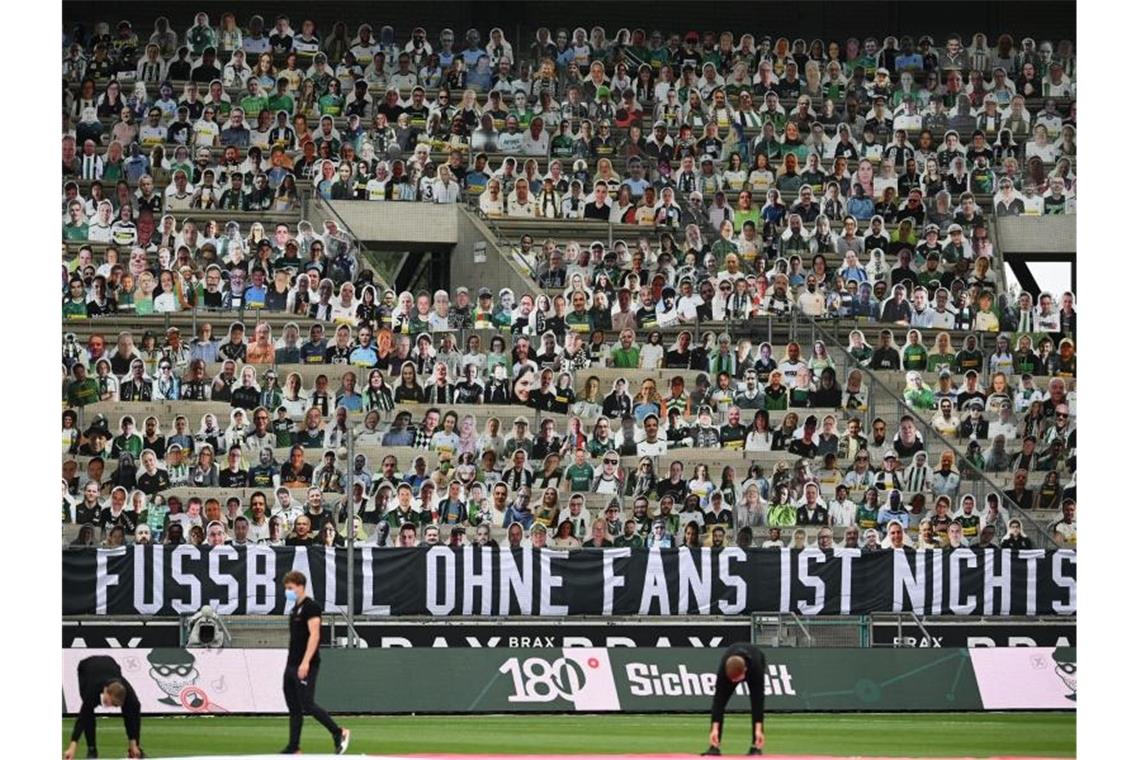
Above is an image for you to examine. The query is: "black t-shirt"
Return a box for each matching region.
[98,507,137,533]
[231,385,260,410]
[711,642,766,726]
[137,470,171,495]
[583,201,610,220]
[664,348,692,369]
[287,596,322,667]
[788,438,818,458]
[219,468,248,488]
[280,461,314,485]
[656,477,688,501]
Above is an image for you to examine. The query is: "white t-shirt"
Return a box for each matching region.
[639,344,663,369]
[521,130,550,156]
[830,499,857,527]
[636,439,668,457]
[432,180,461,203]
[496,131,524,153]
[192,120,219,147]
[366,179,388,200]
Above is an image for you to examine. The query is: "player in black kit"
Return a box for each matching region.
[280,570,351,755]
[64,655,143,759]
[701,642,767,756]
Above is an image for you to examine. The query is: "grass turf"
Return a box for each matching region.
[61,712,1075,757]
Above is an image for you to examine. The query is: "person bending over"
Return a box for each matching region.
[65,655,143,759]
[702,642,766,756]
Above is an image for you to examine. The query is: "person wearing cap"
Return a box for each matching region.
[644,120,674,161]
[469,288,494,329]
[1008,432,1039,473]
[873,452,904,493]
[957,396,989,440]
[914,222,944,264]
[1042,61,1073,98]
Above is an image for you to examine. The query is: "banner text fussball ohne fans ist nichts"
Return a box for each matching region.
[63,546,1076,617]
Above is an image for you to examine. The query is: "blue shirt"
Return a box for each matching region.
[336,391,363,412]
[624,177,650,199]
[243,284,267,308]
[847,197,874,220]
[382,428,415,446]
[349,346,379,368]
[894,53,923,71]
[461,48,485,67]
[503,504,534,530]
[877,506,910,530]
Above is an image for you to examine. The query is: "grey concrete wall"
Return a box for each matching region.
[321,201,460,246]
[309,199,536,298]
[454,211,539,299]
[996,216,1077,254]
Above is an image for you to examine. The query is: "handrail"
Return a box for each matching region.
[803,311,1060,549]
[787,612,814,647]
[471,204,536,280]
[906,611,935,646]
[325,605,362,649]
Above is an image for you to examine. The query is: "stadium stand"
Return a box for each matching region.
[61,14,1076,554]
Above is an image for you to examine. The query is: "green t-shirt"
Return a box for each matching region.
[62,300,88,320]
[565,463,595,492]
[63,223,89,241]
[917,270,943,290]
[146,505,169,534]
[856,503,880,531]
[240,95,269,116]
[766,503,797,528]
[926,352,955,373]
[550,135,576,159]
[902,345,928,371]
[266,94,295,115]
[566,311,593,333]
[318,94,344,116]
[113,434,144,458]
[711,238,738,263]
[733,206,760,234]
[611,346,640,368]
[386,508,426,529]
[67,378,100,407]
[955,350,984,373]
[586,437,613,459]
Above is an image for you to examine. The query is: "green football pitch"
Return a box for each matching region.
[61,712,1075,757]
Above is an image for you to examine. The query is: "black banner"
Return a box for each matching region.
[62,619,749,649]
[62,620,181,648]
[62,617,1076,649]
[870,620,1077,648]
[62,546,1077,618]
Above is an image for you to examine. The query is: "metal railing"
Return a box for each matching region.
[751,612,870,648]
[304,194,391,294]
